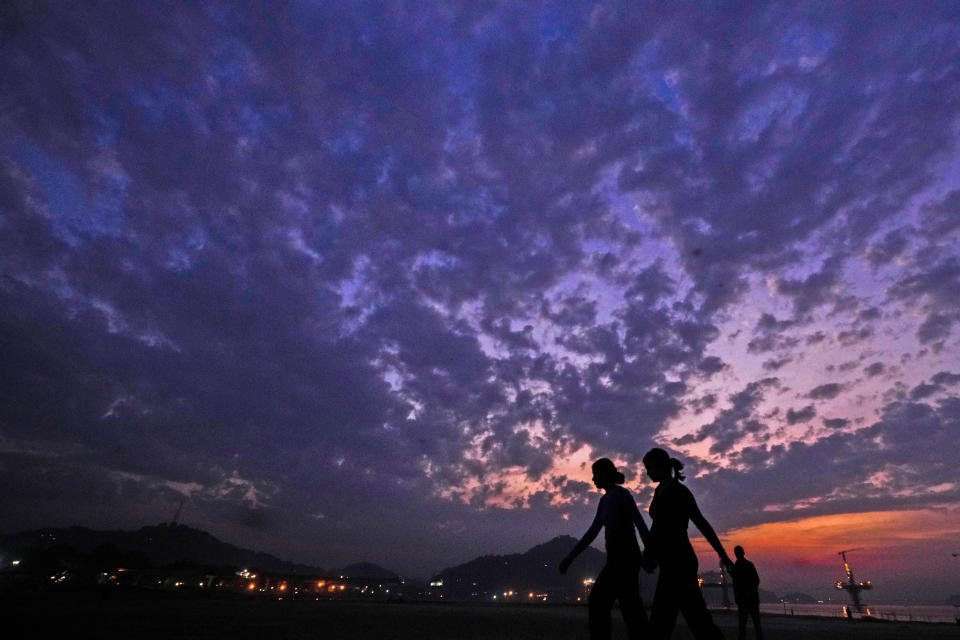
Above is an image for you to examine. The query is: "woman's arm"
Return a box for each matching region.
[630,498,650,546]
[687,490,732,568]
[559,512,602,574]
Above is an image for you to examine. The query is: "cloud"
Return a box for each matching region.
[864,362,885,377]
[1,0,960,580]
[822,417,850,430]
[747,314,798,354]
[762,357,792,371]
[866,228,912,268]
[931,371,960,386]
[785,405,816,425]
[807,383,842,400]
[775,255,844,316]
[673,378,779,454]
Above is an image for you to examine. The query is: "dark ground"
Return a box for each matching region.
[6,598,958,639]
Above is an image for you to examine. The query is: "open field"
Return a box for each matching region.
[8,598,959,639]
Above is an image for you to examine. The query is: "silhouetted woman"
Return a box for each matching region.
[642,447,731,640]
[559,458,649,640]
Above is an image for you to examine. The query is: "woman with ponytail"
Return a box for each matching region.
[642,447,732,639]
[559,458,650,640]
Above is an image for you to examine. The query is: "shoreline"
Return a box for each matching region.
[11,596,959,638]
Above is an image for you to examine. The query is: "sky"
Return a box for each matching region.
[1,1,959,600]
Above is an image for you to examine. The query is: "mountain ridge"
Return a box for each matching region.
[0,523,326,575]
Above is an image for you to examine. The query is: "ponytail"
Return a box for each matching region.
[669,457,686,481]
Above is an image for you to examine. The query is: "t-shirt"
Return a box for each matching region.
[648,480,699,565]
[594,485,642,558]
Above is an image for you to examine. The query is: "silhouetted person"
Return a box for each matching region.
[731,546,763,640]
[560,458,649,640]
[642,448,732,640]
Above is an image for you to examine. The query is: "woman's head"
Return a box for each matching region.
[642,447,685,482]
[591,458,625,488]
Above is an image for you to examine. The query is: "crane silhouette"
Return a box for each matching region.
[169,497,185,527]
[834,548,872,613]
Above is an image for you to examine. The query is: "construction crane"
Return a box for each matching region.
[834,548,872,613]
[697,561,732,609]
[169,497,185,527]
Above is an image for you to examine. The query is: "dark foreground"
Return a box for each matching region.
[8,598,958,639]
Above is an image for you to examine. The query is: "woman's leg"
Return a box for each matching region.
[678,576,725,639]
[588,564,616,640]
[615,561,647,640]
[649,569,681,640]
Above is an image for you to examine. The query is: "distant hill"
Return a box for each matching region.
[781,591,817,604]
[435,535,608,599]
[336,561,400,580]
[0,524,325,575]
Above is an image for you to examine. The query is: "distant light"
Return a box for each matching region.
[279,584,287,591]
[12,560,20,566]
[339,585,345,590]
[318,581,325,588]
[528,592,534,598]
[248,583,256,590]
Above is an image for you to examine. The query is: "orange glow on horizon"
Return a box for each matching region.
[693,507,960,569]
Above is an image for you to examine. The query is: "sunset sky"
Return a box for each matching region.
[2,1,959,600]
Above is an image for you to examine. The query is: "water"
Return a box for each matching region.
[758,602,959,624]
